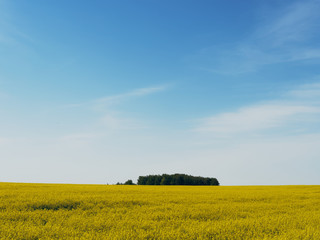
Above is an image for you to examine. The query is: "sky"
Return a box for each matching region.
[1,0,320,185]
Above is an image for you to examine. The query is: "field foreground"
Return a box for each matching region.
[0,183,319,239]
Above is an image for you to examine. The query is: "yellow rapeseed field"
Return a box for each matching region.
[0,183,319,239]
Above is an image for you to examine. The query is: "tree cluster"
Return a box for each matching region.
[137,174,219,186]
[116,180,135,185]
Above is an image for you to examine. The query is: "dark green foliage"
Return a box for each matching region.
[137,176,147,185]
[116,180,136,185]
[137,174,219,186]
[124,180,135,185]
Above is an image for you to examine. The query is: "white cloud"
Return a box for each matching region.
[195,103,319,135]
[62,85,169,110]
[257,0,320,46]
[0,2,34,47]
[287,81,320,99]
[95,85,168,106]
[175,133,320,185]
[194,82,320,136]
[49,85,169,158]
[192,0,320,74]
[2,81,320,185]
[60,85,168,132]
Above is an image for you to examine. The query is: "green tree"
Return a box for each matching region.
[137,174,219,186]
[124,180,135,185]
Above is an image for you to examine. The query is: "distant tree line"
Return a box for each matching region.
[137,174,219,186]
[116,179,135,185]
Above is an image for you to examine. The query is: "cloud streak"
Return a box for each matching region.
[196,104,319,134]
[0,1,34,47]
[256,0,320,46]
[194,82,320,136]
[59,85,169,138]
[63,85,169,110]
[192,0,320,74]
[287,81,320,100]
[95,85,168,106]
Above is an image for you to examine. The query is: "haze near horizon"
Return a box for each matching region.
[1,0,320,185]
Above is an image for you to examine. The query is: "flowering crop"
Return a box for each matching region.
[0,183,319,239]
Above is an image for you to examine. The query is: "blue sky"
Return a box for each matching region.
[1,0,320,185]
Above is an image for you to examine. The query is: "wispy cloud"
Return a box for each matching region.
[194,82,320,136]
[0,23,34,46]
[94,86,169,130]
[287,81,320,100]
[95,85,168,106]
[0,1,34,47]
[195,103,318,134]
[63,85,169,109]
[192,0,320,74]
[256,0,320,46]
[59,85,169,137]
